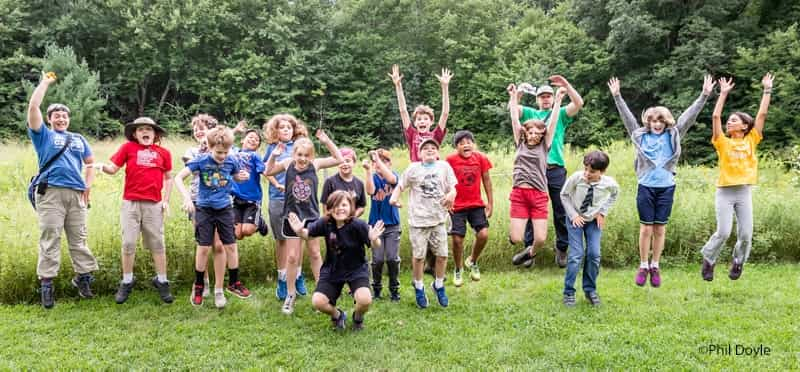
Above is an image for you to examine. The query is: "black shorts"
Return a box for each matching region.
[233,197,260,225]
[195,206,236,245]
[449,207,490,236]
[281,218,315,239]
[314,269,370,306]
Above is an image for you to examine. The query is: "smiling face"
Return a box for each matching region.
[414,113,433,133]
[241,131,261,151]
[134,125,156,146]
[331,197,353,223]
[192,122,208,143]
[48,110,70,132]
[419,142,439,163]
[277,120,293,142]
[457,138,475,158]
[524,121,546,146]
[647,117,667,134]
[293,142,314,171]
[339,155,355,177]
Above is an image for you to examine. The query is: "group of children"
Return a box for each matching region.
[29,66,775,331]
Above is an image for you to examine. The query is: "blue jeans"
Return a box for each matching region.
[563,218,602,296]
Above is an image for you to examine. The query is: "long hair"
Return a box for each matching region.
[731,111,755,136]
[322,190,356,223]
[520,119,546,144]
[641,106,675,130]
[264,114,308,144]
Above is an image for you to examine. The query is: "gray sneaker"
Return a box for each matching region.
[115,278,136,304]
[71,273,95,299]
[152,277,174,303]
[563,294,576,307]
[585,291,601,306]
[41,280,55,309]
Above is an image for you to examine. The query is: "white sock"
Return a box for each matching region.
[413,280,424,290]
[650,261,659,269]
[277,269,287,281]
[204,278,210,285]
[296,267,303,279]
[122,273,133,284]
[639,261,649,269]
[434,277,444,289]
[214,288,224,294]
[156,274,168,283]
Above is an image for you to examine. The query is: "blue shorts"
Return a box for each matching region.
[636,184,675,225]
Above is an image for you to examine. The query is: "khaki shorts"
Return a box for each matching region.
[409,224,448,259]
[121,200,165,254]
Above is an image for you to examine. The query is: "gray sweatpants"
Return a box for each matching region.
[372,224,401,264]
[701,185,753,264]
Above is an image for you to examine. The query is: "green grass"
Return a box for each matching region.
[1,265,798,369]
[2,138,800,303]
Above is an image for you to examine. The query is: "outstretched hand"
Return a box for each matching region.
[507,83,518,98]
[549,75,570,88]
[315,128,331,144]
[41,71,57,85]
[702,74,716,96]
[762,72,774,90]
[607,77,620,96]
[234,120,247,134]
[718,77,735,95]
[436,68,453,86]
[556,87,568,101]
[287,212,305,234]
[369,220,385,242]
[388,64,403,85]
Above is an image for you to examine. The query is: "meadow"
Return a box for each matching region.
[0,137,798,369]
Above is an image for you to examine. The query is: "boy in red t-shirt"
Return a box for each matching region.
[446,130,493,286]
[388,64,452,162]
[95,117,174,304]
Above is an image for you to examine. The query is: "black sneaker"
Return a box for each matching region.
[115,278,136,304]
[522,254,537,268]
[389,289,400,302]
[585,291,601,306]
[71,273,95,299]
[701,258,715,281]
[352,311,364,331]
[257,216,269,236]
[512,247,533,266]
[555,248,567,268]
[41,280,55,309]
[372,287,382,300]
[332,308,347,330]
[152,277,174,303]
[563,294,576,307]
[728,259,743,280]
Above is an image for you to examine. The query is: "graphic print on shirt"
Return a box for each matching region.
[54,134,85,153]
[136,148,158,167]
[201,165,229,189]
[420,173,443,199]
[235,151,253,172]
[458,165,479,188]
[291,175,312,202]
[727,140,752,163]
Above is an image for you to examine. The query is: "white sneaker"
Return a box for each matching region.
[203,279,210,298]
[214,291,226,308]
[282,294,296,315]
[453,269,464,287]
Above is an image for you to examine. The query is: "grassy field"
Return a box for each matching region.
[0,266,798,369]
[1,138,799,303]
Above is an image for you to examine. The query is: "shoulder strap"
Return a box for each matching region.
[39,132,73,176]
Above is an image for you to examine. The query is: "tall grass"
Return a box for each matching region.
[1,138,798,303]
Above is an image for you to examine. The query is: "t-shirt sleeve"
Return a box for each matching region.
[253,155,266,174]
[358,220,371,247]
[399,167,412,190]
[186,157,202,173]
[320,178,333,206]
[520,106,534,122]
[79,135,93,160]
[560,106,574,127]
[182,148,195,164]
[443,162,457,189]
[711,135,724,149]
[162,148,173,171]
[433,126,446,141]
[356,179,367,208]
[109,143,129,167]
[27,123,48,148]
[749,129,763,146]
[480,153,493,173]
[306,218,327,238]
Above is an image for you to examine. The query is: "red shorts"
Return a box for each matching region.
[510,187,549,220]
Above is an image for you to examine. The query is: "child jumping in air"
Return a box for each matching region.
[287,191,384,331]
[608,75,714,287]
[700,73,774,281]
[506,84,564,268]
[95,117,174,304]
[265,129,343,315]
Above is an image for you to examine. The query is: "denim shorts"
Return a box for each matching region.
[636,184,676,225]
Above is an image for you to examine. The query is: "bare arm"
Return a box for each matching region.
[162,171,173,205]
[550,75,583,117]
[436,68,452,131]
[82,156,96,205]
[389,64,412,130]
[753,73,774,136]
[363,160,376,195]
[545,88,565,149]
[265,143,289,176]
[27,72,57,131]
[712,77,734,141]
[507,84,523,145]
[481,170,494,218]
[312,129,343,170]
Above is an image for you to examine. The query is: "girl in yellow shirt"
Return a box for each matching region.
[700,73,774,282]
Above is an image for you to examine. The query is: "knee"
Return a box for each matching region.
[476,229,489,241]
[311,293,329,309]
[287,253,299,266]
[640,225,653,237]
[355,290,372,308]
[121,244,137,256]
[372,258,385,266]
[533,234,546,247]
[652,226,666,238]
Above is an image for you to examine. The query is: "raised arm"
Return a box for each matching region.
[27,72,57,131]
[436,68,452,131]
[545,88,565,149]
[507,84,523,145]
[312,129,344,170]
[362,157,376,196]
[753,73,774,136]
[389,64,412,130]
[608,77,640,136]
[550,75,584,117]
[676,74,715,137]
[265,143,288,176]
[712,77,735,141]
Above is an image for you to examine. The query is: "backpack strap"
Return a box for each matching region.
[38,132,73,177]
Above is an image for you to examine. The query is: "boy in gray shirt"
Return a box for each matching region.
[390,138,457,309]
[560,150,619,307]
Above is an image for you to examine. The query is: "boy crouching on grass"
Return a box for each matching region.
[390,138,457,309]
[95,117,174,304]
[560,150,619,307]
[175,126,249,308]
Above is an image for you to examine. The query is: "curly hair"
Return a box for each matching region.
[520,119,546,144]
[264,114,309,144]
[412,105,435,123]
[190,114,218,129]
[205,126,235,149]
[641,106,675,130]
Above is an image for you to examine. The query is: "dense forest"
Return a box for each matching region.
[1,0,798,164]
